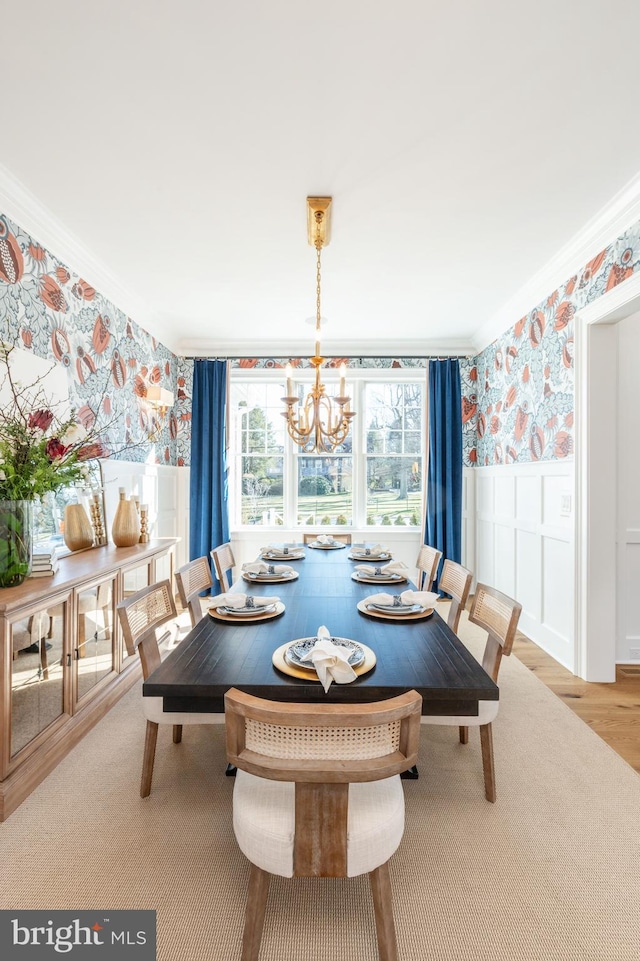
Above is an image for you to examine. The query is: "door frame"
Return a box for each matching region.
[574,271,640,680]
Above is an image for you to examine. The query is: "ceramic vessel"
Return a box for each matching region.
[63,504,94,552]
[111,492,141,547]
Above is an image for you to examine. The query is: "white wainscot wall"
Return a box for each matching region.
[468,462,575,672]
[100,460,188,569]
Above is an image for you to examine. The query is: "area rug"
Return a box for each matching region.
[1,611,638,961]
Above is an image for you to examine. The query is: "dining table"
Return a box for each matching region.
[143,543,499,730]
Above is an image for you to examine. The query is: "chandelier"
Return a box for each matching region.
[281,196,355,454]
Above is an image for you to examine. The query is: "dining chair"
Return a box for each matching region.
[175,556,214,628]
[225,687,421,961]
[302,532,352,544]
[415,543,443,591]
[438,559,473,633]
[116,580,222,798]
[421,582,522,802]
[210,542,236,592]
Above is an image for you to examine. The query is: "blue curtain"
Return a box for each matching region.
[425,358,462,592]
[189,360,229,570]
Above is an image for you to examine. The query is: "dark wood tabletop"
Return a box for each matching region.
[144,544,499,716]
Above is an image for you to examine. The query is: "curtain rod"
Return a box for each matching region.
[183,354,470,361]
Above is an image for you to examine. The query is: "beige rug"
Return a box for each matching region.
[1,609,639,961]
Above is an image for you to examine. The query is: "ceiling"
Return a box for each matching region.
[3,0,640,357]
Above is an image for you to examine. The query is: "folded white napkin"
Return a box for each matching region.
[242,561,294,575]
[365,589,439,608]
[260,545,300,557]
[355,561,409,577]
[351,543,388,558]
[214,592,280,609]
[299,625,357,693]
[315,534,336,545]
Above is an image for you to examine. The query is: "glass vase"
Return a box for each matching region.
[0,500,33,588]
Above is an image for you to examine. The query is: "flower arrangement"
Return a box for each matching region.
[0,337,111,587]
[0,343,106,501]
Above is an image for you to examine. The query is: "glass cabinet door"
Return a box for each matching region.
[73,574,117,706]
[8,598,69,763]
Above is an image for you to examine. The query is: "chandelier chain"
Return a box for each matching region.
[315,213,322,338]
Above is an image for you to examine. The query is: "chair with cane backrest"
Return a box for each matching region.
[302,532,352,544]
[175,556,214,628]
[415,543,443,591]
[210,542,236,593]
[225,687,422,961]
[117,580,221,798]
[438,559,473,633]
[421,583,522,802]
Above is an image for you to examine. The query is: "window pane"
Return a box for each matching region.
[297,455,353,526]
[241,456,284,525]
[366,456,422,527]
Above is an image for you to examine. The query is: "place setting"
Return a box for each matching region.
[259,543,306,561]
[348,543,393,562]
[207,591,285,622]
[272,625,376,689]
[241,561,299,584]
[357,588,439,621]
[306,534,347,550]
[351,560,409,584]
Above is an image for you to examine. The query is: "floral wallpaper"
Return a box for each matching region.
[0,212,179,465]
[461,218,640,467]
[5,203,640,474]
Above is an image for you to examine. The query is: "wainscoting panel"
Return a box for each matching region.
[100,461,186,567]
[468,462,575,671]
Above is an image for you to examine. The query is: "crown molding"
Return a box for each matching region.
[473,169,640,354]
[575,268,640,326]
[0,162,169,345]
[175,336,477,359]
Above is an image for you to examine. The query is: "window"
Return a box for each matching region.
[229,370,425,529]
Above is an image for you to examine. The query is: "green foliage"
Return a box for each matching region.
[0,343,104,501]
[367,515,376,525]
[381,515,392,525]
[394,514,406,525]
[299,474,332,496]
[336,514,348,525]
[320,515,331,525]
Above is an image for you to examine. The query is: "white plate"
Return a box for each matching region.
[349,551,392,561]
[244,570,296,580]
[308,541,346,550]
[352,571,404,581]
[367,602,423,615]
[219,604,276,616]
[285,637,365,670]
[261,550,305,560]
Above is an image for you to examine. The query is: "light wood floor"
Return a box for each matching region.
[512,632,640,775]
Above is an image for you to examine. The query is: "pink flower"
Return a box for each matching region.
[29,409,54,432]
[77,442,106,461]
[45,437,68,460]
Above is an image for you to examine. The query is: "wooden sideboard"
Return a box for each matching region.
[0,539,177,821]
